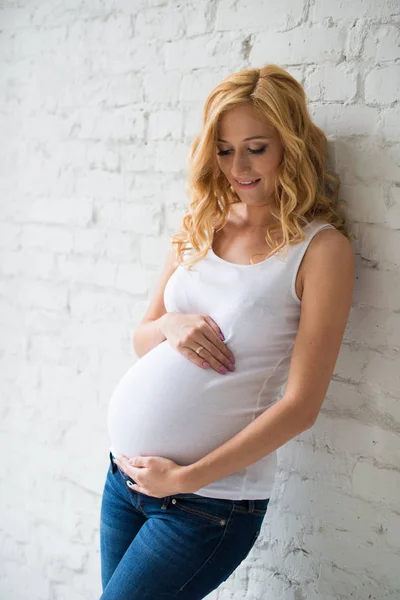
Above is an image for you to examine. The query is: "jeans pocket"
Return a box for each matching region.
[171,496,233,526]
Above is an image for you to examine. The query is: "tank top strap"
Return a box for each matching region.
[288,219,336,304]
[295,219,336,262]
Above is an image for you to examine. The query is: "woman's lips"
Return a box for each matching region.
[234,178,261,190]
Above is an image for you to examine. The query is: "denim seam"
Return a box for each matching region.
[172,500,232,525]
[171,503,236,597]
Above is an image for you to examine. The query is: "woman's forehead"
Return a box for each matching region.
[217,106,277,139]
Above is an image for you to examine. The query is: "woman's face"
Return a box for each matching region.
[216,104,284,206]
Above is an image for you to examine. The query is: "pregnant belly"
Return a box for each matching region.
[107,340,262,465]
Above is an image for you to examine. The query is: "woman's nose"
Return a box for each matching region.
[231,153,251,178]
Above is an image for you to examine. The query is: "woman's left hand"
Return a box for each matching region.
[114,455,188,498]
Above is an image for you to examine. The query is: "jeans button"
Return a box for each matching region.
[171,498,177,504]
[220,519,226,526]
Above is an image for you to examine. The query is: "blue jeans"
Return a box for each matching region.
[100,451,270,599]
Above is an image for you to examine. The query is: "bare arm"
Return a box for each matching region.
[133,317,168,359]
[133,244,179,358]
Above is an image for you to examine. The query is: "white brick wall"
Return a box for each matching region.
[0,1,399,599]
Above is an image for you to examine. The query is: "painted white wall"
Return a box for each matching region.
[0,1,399,598]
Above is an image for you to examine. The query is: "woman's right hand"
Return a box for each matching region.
[159,312,235,374]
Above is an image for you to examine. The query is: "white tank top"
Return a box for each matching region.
[107,219,335,500]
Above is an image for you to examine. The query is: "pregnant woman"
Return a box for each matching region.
[99,64,354,599]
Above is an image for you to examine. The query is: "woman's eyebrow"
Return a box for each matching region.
[217,135,272,142]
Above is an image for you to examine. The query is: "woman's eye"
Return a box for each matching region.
[217,145,268,156]
[249,146,267,154]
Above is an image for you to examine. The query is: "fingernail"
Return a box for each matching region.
[219,366,228,374]
[203,361,210,368]
[220,332,225,340]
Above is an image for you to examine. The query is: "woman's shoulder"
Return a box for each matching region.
[302,219,354,266]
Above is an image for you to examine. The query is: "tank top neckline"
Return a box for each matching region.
[208,220,314,269]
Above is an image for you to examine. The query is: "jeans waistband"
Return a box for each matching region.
[108,450,268,511]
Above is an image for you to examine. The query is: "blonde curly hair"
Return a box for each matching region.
[171,64,350,271]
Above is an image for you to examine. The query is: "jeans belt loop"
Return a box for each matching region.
[248,499,255,513]
[161,496,170,510]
